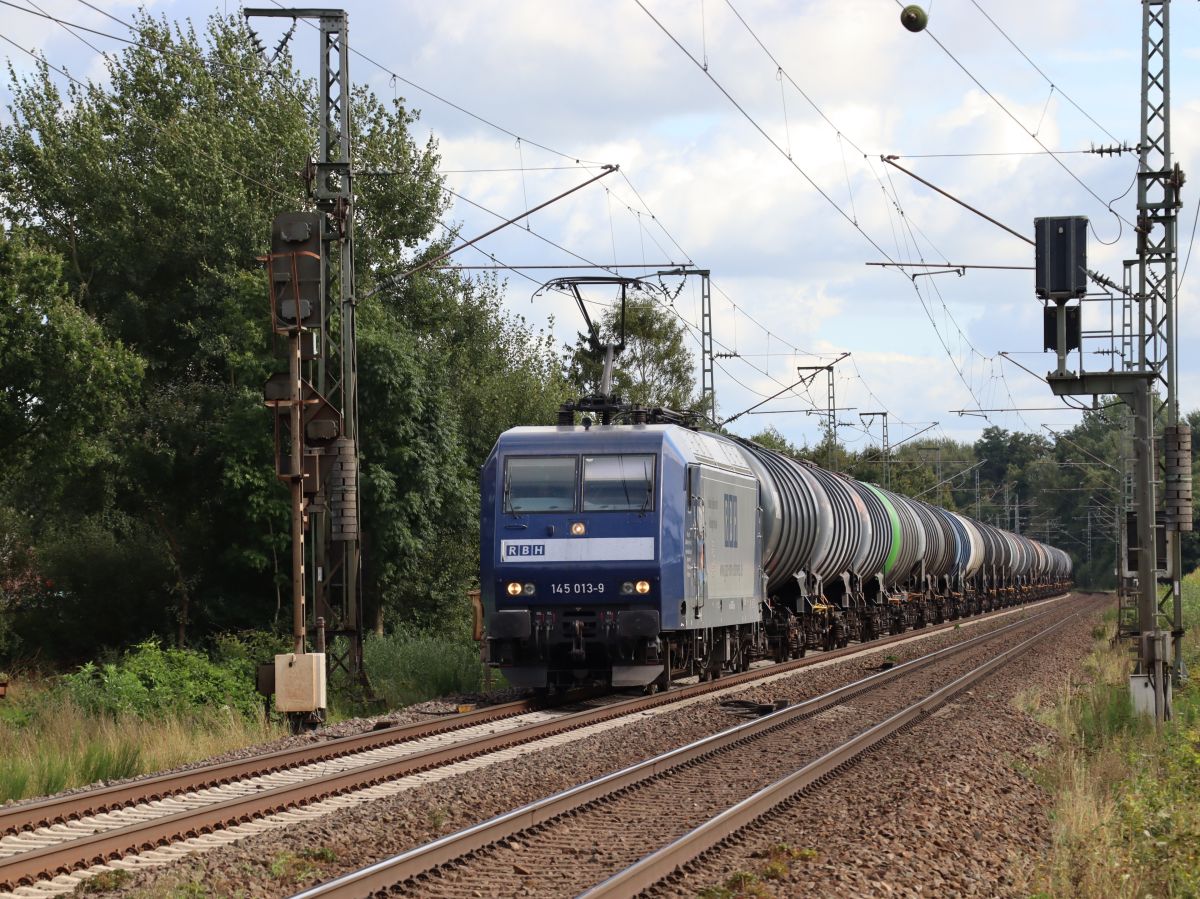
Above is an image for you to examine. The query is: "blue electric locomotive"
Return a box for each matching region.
[481,423,764,689]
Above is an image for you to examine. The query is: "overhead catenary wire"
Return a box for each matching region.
[635,0,895,264]
[45,2,934,440]
[967,0,1123,145]
[0,7,836,450]
[706,0,1005,418]
[257,0,848,422]
[20,0,117,56]
[264,0,605,167]
[894,0,1134,236]
[442,188,832,421]
[2,0,137,45]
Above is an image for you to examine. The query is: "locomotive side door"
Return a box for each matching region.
[686,464,707,618]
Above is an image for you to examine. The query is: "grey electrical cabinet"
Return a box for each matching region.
[1035,216,1088,301]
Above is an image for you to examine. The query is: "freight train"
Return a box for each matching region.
[479,419,1072,691]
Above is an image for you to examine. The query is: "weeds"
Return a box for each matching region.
[698,844,818,896]
[698,870,773,899]
[267,847,338,885]
[73,869,132,893]
[1029,571,1200,897]
[363,630,487,708]
[0,681,281,804]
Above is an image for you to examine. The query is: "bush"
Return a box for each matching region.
[211,629,292,679]
[61,639,261,719]
[363,630,486,709]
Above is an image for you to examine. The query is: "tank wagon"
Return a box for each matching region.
[480,422,1072,690]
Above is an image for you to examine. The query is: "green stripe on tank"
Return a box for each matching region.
[864,483,902,576]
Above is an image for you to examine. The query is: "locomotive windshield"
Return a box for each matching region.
[583,454,656,512]
[503,456,577,512]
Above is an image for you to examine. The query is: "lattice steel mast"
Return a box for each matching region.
[1134,0,1187,682]
[251,7,364,687]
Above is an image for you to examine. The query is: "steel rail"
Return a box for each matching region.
[0,590,1066,839]
[580,610,1081,898]
[0,592,1070,890]
[287,596,1082,899]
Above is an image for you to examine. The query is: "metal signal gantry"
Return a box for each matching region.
[251,7,365,718]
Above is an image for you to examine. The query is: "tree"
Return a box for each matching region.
[0,230,143,495]
[0,13,567,661]
[564,294,698,412]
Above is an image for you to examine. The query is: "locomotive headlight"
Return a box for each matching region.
[522,583,536,596]
[621,581,634,595]
[570,521,586,536]
[635,580,651,594]
[506,581,523,597]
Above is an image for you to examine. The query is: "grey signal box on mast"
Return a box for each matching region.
[1034,216,1088,301]
[1036,216,1087,377]
[270,212,324,329]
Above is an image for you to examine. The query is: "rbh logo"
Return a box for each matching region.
[506,544,546,557]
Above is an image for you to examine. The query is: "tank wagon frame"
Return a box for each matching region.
[480,422,1072,691]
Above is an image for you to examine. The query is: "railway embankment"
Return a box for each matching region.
[1025,571,1200,898]
[42,595,1104,899]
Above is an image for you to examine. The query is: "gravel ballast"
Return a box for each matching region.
[65,594,1105,898]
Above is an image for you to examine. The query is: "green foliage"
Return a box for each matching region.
[362,630,487,708]
[748,426,802,456]
[0,13,568,661]
[61,640,261,718]
[0,231,143,490]
[564,294,698,412]
[35,753,71,797]
[79,741,143,785]
[1072,679,1145,752]
[211,629,293,677]
[267,847,339,885]
[1032,570,1200,897]
[697,870,772,899]
[0,759,29,803]
[0,672,280,804]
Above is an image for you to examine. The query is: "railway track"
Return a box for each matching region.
[289,594,1091,898]
[0,593,1073,896]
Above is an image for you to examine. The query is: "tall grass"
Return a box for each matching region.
[1027,572,1200,898]
[362,630,488,709]
[0,677,282,805]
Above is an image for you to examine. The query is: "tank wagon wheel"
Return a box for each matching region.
[821,623,836,653]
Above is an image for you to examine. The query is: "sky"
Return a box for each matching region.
[3,0,1199,455]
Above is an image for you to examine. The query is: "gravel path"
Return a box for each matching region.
[66,594,1103,898]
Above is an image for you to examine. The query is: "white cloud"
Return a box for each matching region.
[4,0,1199,435]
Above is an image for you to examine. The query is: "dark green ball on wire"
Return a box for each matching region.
[900,5,928,32]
